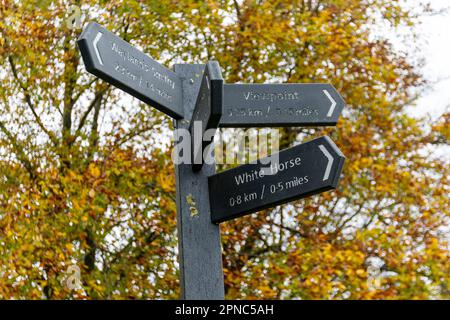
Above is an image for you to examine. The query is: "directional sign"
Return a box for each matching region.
[190,61,223,171]
[208,136,345,223]
[219,83,344,127]
[77,22,183,119]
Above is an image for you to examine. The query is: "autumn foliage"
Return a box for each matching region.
[0,0,448,299]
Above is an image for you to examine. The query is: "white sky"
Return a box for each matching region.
[408,0,450,161]
[404,0,450,119]
[367,0,450,162]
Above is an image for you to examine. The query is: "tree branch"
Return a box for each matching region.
[0,120,36,179]
[233,0,241,19]
[72,77,99,105]
[270,220,308,238]
[75,86,109,135]
[8,56,58,145]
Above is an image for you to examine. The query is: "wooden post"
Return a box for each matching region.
[173,64,225,300]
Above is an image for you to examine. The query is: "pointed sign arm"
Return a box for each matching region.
[77,22,184,119]
[219,83,345,127]
[208,135,345,223]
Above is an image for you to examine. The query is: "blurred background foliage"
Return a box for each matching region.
[0,0,448,299]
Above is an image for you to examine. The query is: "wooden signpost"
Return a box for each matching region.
[173,64,224,299]
[78,23,346,300]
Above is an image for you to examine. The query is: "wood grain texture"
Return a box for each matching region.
[173,64,224,300]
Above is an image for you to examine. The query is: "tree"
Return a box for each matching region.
[0,0,448,299]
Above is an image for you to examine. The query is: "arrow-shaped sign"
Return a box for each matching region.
[77,22,184,119]
[219,83,345,127]
[208,136,345,223]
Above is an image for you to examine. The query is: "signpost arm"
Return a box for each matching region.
[173,64,225,300]
[190,61,223,172]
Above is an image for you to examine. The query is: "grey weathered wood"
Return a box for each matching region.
[189,61,223,172]
[173,64,225,300]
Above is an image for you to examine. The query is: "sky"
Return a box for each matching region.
[409,0,450,161]
[402,0,450,119]
[367,0,450,162]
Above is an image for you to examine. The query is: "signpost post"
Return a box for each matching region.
[78,22,347,300]
[173,64,224,299]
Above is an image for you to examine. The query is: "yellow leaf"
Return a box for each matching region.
[89,164,101,179]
